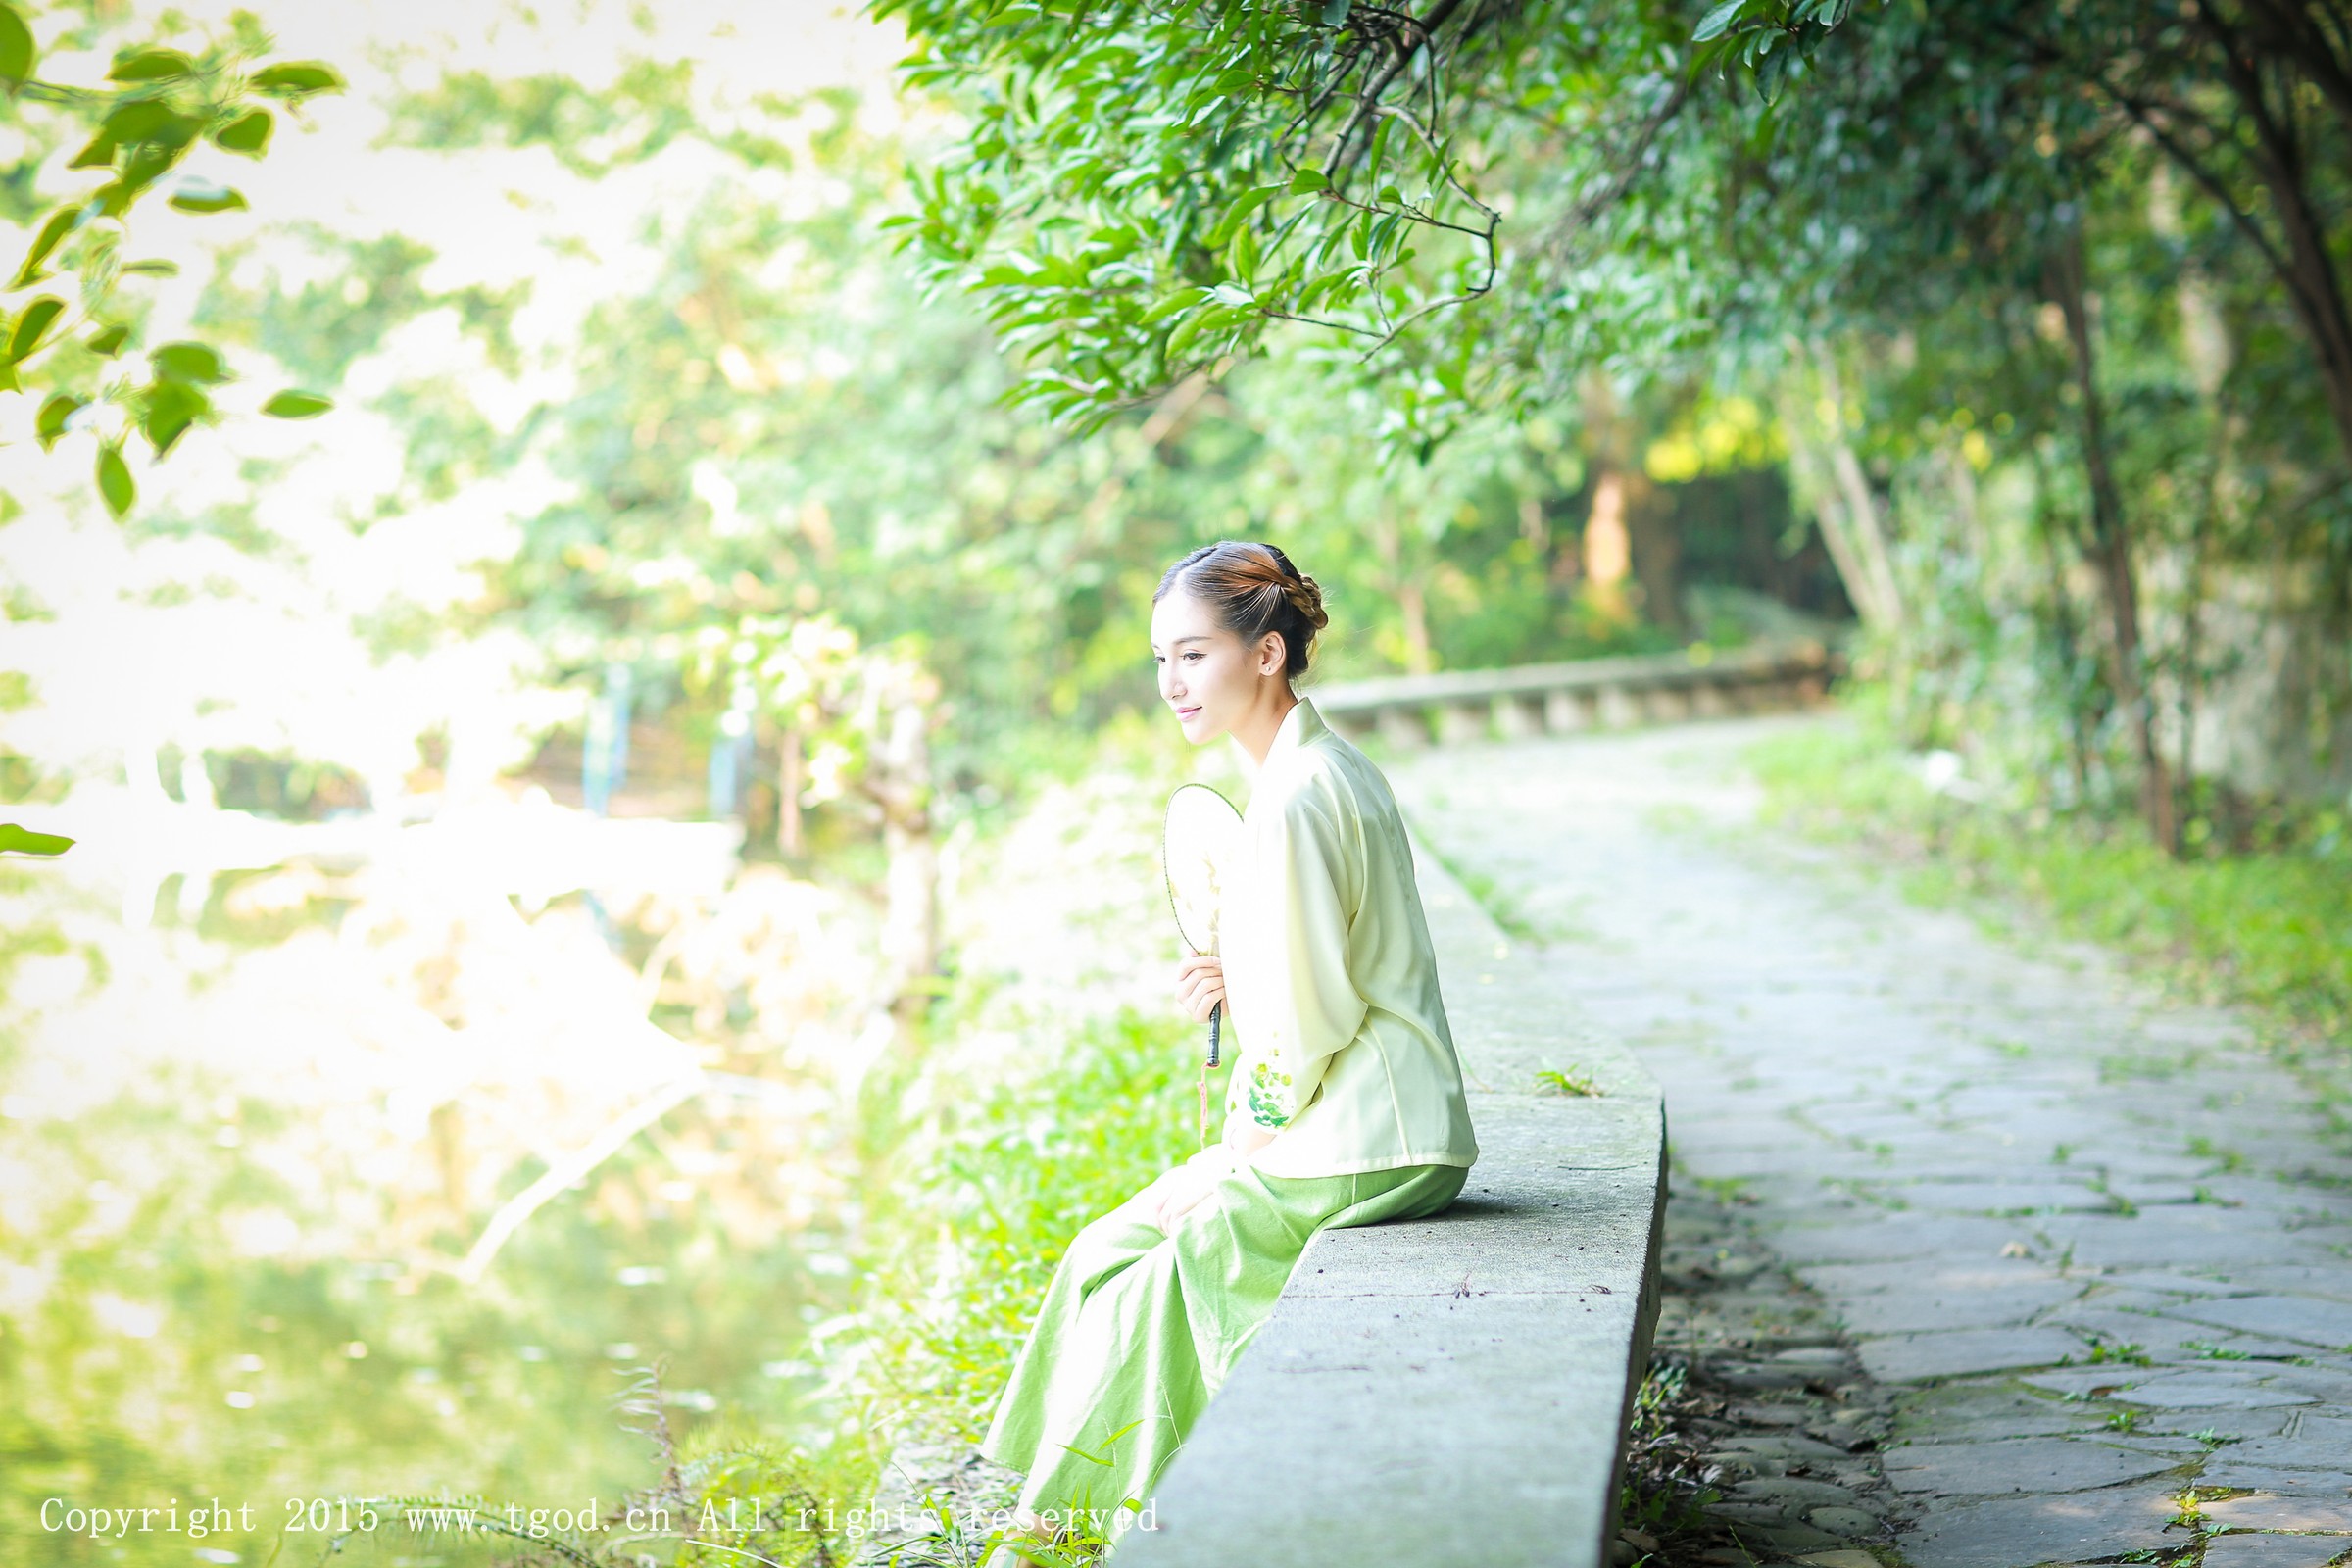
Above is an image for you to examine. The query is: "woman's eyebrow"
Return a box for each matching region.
[1152,635,1211,651]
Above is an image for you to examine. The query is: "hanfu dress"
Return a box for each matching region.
[979,698,1480,1527]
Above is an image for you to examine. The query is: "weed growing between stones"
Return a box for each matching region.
[1618,1357,1727,1556]
[1538,1065,1604,1097]
[1612,1182,1902,1568]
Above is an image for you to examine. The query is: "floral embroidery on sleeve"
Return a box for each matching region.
[1246,1057,1294,1129]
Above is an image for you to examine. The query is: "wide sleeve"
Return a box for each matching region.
[1223,784,1366,1132]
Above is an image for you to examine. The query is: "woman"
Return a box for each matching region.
[979,541,1480,1542]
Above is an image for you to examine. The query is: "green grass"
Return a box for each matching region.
[1748,720,2352,1099]
[845,1008,1203,1450]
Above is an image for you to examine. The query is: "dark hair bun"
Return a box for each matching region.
[1279,563,1329,635]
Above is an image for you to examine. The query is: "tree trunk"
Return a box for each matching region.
[1781,414,1881,627]
[2169,183,2235,836]
[1397,578,1434,674]
[1574,368,1687,635]
[2036,503,2095,802]
[1621,468,1687,634]
[1804,339,1904,630]
[1776,368,1898,633]
[1582,469,1635,623]
[870,695,938,1035]
[776,723,805,857]
[2048,232,2178,851]
[2177,491,2213,828]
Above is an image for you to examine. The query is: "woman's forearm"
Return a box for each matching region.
[1229,1122,1276,1157]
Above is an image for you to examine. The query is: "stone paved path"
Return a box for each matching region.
[1392,715,2352,1568]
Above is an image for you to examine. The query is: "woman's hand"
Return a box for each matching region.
[1174,954,1226,1023]
[1150,1160,1218,1234]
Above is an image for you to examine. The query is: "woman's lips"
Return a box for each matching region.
[1176,705,1201,721]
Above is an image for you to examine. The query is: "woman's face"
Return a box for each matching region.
[1151,589,1281,746]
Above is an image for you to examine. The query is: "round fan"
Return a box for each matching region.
[1162,783,1242,1065]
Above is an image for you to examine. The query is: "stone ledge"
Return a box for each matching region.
[1309,638,1841,748]
[1115,847,1667,1566]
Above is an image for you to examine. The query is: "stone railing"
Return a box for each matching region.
[1119,848,1667,1567]
[1312,636,1840,750]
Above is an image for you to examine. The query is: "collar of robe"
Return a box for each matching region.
[1240,696,1325,777]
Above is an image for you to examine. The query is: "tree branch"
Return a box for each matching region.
[2232,0,2352,137]
[1321,0,1475,181]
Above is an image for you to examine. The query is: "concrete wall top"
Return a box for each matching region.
[1309,636,1835,715]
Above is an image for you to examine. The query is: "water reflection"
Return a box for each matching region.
[1,796,877,1567]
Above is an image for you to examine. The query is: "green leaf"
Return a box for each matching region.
[0,4,31,82]
[108,48,195,82]
[0,823,74,857]
[141,378,210,456]
[8,295,65,362]
[261,389,333,419]
[94,146,183,218]
[1139,289,1204,325]
[1207,183,1284,247]
[99,100,202,150]
[1321,0,1351,24]
[1163,308,1212,363]
[1228,223,1258,284]
[151,341,227,383]
[121,259,179,277]
[1694,0,1745,42]
[11,207,78,288]
[1365,117,1394,186]
[35,392,85,450]
[213,109,272,156]
[96,444,134,517]
[86,323,130,358]
[168,183,247,215]
[249,61,343,97]
[70,101,203,171]
[1287,167,1330,195]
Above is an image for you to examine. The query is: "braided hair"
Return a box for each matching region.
[1153,541,1330,679]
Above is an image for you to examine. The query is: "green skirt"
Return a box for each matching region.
[979,1145,1467,1528]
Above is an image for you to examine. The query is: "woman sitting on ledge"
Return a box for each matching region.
[980,540,1482,1544]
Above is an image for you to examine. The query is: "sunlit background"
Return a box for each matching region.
[0,6,1224,1561]
[6,0,2348,1561]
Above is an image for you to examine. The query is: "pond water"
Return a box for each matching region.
[0,798,877,1568]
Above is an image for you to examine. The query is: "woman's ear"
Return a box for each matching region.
[1257,632,1286,676]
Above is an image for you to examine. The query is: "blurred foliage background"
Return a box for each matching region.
[1,0,2348,1562]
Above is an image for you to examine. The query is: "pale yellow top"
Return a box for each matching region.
[1217,699,1480,1178]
